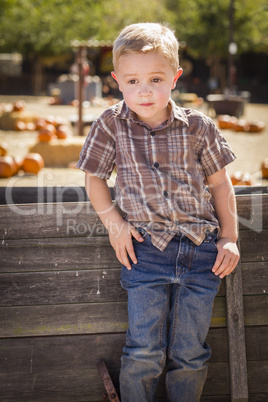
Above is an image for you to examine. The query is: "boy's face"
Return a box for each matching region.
[112,51,182,129]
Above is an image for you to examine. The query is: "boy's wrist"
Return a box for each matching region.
[219,234,238,243]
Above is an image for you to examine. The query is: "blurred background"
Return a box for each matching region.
[0,0,268,190]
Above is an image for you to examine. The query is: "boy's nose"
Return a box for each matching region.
[138,83,152,96]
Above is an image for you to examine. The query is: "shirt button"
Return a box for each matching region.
[150,131,156,137]
[163,190,168,198]
[154,162,159,168]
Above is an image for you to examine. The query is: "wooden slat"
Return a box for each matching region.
[0,262,266,308]
[0,201,126,240]
[239,229,268,262]
[1,296,267,339]
[0,329,267,402]
[1,263,266,307]
[243,295,268,326]
[236,194,268,230]
[0,202,105,240]
[0,269,125,306]
[0,302,129,338]
[1,194,267,241]
[0,327,266,401]
[241,262,268,295]
[0,236,119,273]
[226,259,248,400]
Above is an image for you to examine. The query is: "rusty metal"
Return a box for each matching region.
[97,361,120,402]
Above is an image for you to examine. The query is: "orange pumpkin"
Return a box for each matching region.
[248,121,265,133]
[22,153,45,174]
[12,100,26,112]
[0,142,8,157]
[218,115,237,130]
[44,115,57,127]
[56,124,71,139]
[233,119,250,132]
[38,124,57,142]
[13,156,24,174]
[35,118,47,130]
[26,122,36,131]
[14,120,26,131]
[231,171,252,186]
[0,155,17,178]
[261,159,268,179]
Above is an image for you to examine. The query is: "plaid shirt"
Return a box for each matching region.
[77,99,236,251]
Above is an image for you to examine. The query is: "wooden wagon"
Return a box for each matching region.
[0,186,267,401]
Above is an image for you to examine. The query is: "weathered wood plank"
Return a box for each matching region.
[0,326,266,401]
[1,262,266,307]
[241,262,268,295]
[0,236,119,273]
[225,259,248,400]
[1,194,267,241]
[239,229,268,262]
[0,262,266,308]
[236,194,268,230]
[0,228,268,272]
[0,302,129,338]
[0,269,125,306]
[0,329,267,402]
[1,296,267,338]
[0,202,106,240]
[0,202,123,240]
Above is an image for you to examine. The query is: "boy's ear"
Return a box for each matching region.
[111,71,122,92]
[172,68,183,89]
[111,71,118,82]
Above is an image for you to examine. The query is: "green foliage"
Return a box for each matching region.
[168,0,268,58]
[0,0,105,55]
[0,0,267,58]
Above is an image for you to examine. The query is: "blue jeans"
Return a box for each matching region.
[120,230,221,402]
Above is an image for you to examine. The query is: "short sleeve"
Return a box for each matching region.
[200,119,236,176]
[76,112,116,180]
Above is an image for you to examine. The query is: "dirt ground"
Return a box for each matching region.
[0,95,268,188]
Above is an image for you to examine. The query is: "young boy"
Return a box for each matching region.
[77,22,240,402]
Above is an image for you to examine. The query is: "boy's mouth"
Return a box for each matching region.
[140,103,154,107]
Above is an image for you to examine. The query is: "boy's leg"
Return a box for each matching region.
[120,282,169,402]
[119,231,176,402]
[165,232,221,402]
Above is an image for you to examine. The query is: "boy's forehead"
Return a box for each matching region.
[116,51,172,73]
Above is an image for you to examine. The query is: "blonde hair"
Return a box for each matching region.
[113,22,179,73]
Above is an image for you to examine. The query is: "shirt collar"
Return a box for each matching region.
[114,99,189,128]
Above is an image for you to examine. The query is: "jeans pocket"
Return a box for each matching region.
[203,230,218,252]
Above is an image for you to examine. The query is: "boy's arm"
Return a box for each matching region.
[85,172,143,270]
[207,167,240,279]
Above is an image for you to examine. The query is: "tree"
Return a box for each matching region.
[0,0,267,93]
[165,0,268,90]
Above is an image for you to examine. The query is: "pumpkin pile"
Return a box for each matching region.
[0,142,44,178]
[218,115,265,133]
[0,100,73,136]
[0,100,39,131]
[36,116,72,143]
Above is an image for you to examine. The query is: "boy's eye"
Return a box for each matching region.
[128,79,138,84]
[152,78,162,83]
